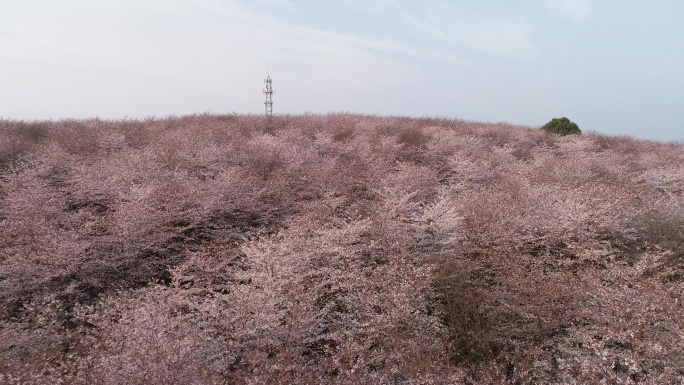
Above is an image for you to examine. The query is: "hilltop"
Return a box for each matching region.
[1,114,683,384]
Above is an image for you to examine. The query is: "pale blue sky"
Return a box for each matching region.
[1,0,683,141]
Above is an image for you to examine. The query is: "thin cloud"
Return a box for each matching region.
[546,0,592,20]
[399,4,540,59]
[339,0,394,12]
[250,0,295,9]
[187,0,470,67]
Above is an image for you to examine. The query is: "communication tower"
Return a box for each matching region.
[263,73,274,117]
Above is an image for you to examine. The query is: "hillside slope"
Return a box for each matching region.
[1,114,683,384]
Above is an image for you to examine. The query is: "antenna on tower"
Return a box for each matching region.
[263,71,274,117]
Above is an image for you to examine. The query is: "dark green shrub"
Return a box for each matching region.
[541,117,581,135]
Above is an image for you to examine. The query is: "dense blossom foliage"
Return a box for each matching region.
[1,114,683,384]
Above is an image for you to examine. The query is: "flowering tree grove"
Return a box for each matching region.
[1,114,683,384]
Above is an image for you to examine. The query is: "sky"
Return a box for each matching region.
[1,0,683,142]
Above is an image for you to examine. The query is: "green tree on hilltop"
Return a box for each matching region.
[541,117,581,135]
